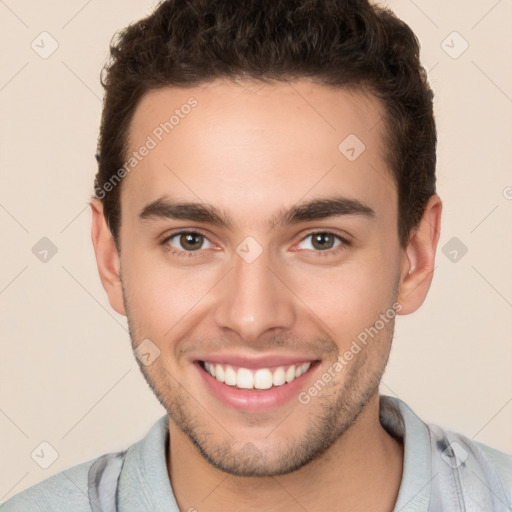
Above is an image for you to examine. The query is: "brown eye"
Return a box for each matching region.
[166,232,213,252]
[311,233,336,250]
[179,233,204,250]
[297,232,345,252]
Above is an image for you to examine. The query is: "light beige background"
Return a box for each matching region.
[1,0,511,502]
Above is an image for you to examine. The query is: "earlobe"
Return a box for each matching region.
[397,194,442,315]
[90,198,126,316]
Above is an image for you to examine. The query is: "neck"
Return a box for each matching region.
[167,392,404,512]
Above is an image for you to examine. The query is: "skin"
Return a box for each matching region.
[91,79,442,511]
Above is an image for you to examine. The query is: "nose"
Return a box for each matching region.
[213,247,296,343]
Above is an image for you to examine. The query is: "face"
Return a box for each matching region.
[94,79,428,476]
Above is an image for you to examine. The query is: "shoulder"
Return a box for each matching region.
[380,395,512,510]
[428,422,512,506]
[0,417,168,512]
[1,457,96,512]
[474,438,512,500]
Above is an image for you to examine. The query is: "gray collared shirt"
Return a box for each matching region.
[2,395,511,511]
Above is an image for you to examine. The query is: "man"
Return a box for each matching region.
[2,0,511,511]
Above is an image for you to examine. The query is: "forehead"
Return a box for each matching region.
[122,79,396,227]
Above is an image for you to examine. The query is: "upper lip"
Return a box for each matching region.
[193,353,319,369]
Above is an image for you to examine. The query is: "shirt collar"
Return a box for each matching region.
[117,415,179,512]
[117,395,431,512]
[380,395,432,511]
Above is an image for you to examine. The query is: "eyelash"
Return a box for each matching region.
[160,230,212,259]
[159,230,351,258]
[299,232,351,257]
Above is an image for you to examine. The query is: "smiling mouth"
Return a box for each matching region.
[199,361,317,390]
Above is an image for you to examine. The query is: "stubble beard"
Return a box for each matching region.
[125,309,394,476]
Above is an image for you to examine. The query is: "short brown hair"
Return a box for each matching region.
[94,0,436,248]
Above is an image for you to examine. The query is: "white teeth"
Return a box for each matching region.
[224,366,237,386]
[204,362,216,376]
[272,367,286,386]
[204,361,313,390]
[215,364,225,383]
[237,368,254,389]
[285,365,296,383]
[295,362,311,378]
[254,369,273,390]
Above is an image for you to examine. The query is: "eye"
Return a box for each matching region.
[164,231,215,252]
[296,232,346,252]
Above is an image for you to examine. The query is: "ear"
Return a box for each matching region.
[90,198,126,316]
[397,194,442,315]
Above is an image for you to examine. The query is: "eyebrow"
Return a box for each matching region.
[138,196,376,229]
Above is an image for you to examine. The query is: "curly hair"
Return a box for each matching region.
[94,0,436,248]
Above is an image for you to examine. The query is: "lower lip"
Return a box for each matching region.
[195,362,319,412]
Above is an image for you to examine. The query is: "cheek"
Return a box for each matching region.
[285,257,398,343]
[121,247,219,335]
